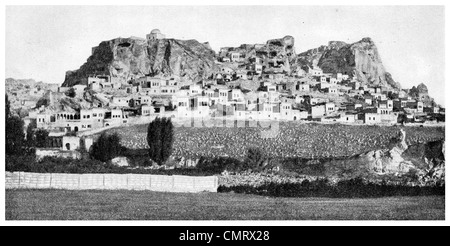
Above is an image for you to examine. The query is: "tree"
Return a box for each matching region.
[398,114,408,125]
[244,147,267,171]
[6,116,25,155]
[35,129,49,148]
[5,94,10,118]
[6,94,25,155]
[26,120,37,147]
[147,117,174,165]
[65,87,76,98]
[90,133,123,162]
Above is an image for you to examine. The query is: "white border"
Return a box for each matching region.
[1,0,449,226]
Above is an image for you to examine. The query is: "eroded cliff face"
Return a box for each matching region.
[218,36,297,74]
[323,129,445,185]
[62,37,217,87]
[360,129,444,185]
[297,37,401,89]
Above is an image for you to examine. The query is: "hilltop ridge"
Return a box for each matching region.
[61,31,402,91]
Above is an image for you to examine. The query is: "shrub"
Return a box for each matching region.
[90,133,124,162]
[6,116,25,155]
[243,147,267,171]
[196,156,242,173]
[147,117,174,165]
[5,94,26,155]
[26,120,37,147]
[65,88,76,98]
[218,177,445,198]
[35,129,49,148]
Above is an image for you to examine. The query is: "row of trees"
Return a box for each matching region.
[87,117,174,165]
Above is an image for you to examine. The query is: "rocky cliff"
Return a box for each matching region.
[218,36,296,74]
[296,37,401,89]
[323,128,445,186]
[62,37,217,87]
[408,83,436,107]
[63,35,405,90]
[358,129,444,185]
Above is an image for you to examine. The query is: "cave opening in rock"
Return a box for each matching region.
[118,42,131,48]
[269,40,283,46]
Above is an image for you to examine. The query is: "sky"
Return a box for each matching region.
[5,5,446,105]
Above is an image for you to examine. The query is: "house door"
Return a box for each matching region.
[66,143,70,150]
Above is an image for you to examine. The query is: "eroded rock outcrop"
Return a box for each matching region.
[359,129,444,184]
[296,37,401,89]
[62,37,217,87]
[218,36,296,74]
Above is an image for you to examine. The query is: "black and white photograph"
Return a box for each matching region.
[2,2,447,225]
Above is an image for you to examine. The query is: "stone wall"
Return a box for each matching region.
[35,149,82,161]
[5,172,218,193]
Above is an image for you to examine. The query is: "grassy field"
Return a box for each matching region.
[6,189,445,220]
[104,122,445,159]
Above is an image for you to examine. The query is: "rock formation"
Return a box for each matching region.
[358,128,444,182]
[408,83,436,107]
[323,128,445,185]
[296,37,401,89]
[218,35,296,74]
[62,36,217,87]
[35,90,90,112]
[61,34,404,91]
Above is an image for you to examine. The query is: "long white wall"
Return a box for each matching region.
[5,172,218,193]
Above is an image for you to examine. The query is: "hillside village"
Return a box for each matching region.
[8,29,445,151]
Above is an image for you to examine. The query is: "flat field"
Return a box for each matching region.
[105,121,445,159]
[5,189,444,220]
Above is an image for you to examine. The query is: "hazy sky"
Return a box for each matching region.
[5,5,445,105]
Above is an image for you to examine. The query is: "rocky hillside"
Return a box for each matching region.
[35,90,91,113]
[218,36,296,74]
[62,37,217,87]
[6,78,58,93]
[5,78,59,116]
[408,83,436,107]
[296,37,401,89]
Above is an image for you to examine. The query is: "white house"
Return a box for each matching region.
[325,102,336,115]
[311,104,326,118]
[364,113,381,124]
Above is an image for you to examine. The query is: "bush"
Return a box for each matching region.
[90,133,124,162]
[218,177,445,198]
[35,129,49,148]
[243,147,267,171]
[6,116,25,155]
[65,88,76,98]
[196,156,242,173]
[147,117,174,165]
[26,120,37,147]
